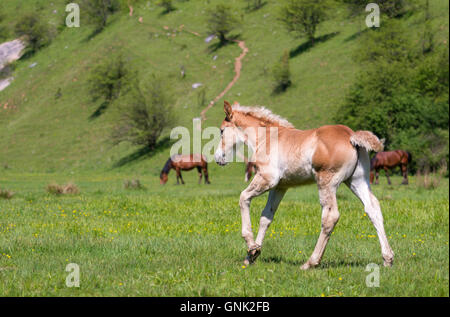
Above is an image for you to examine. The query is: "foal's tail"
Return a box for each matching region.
[350,131,384,153]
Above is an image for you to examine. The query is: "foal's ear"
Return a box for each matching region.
[224,101,233,120]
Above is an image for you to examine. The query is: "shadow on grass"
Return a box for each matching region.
[289,32,340,59]
[261,255,369,268]
[158,8,176,17]
[83,28,105,43]
[89,101,110,120]
[112,136,172,168]
[272,82,292,95]
[343,28,369,43]
[207,34,242,53]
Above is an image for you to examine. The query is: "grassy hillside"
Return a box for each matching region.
[0,0,449,175]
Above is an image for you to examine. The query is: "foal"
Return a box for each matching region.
[215,101,394,269]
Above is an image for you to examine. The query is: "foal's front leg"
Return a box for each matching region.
[239,174,274,265]
[255,188,286,247]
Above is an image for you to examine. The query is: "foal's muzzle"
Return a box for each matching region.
[214,150,227,166]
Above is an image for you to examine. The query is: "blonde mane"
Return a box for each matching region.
[232,104,294,128]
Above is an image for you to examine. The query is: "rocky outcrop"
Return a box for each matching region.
[0,39,25,92]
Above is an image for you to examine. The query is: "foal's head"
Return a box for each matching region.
[214,101,246,166]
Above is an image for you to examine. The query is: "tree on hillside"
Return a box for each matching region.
[111,75,176,149]
[279,0,330,45]
[88,54,133,104]
[80,0,120,32]
[157,0,176,14]
[14,13,51,54]
[339,0,409,18]
[378,0,409,18]
[206,4,240,45]
[244,0,264,11]
[272,49,292,93]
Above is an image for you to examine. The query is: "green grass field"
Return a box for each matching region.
[0,0,448,297]
[0,171,448,296]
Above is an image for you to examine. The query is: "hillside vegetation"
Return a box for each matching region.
[0,0,448,175]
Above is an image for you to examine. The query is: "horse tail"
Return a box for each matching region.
[370,153,378,171]
[350,130,384,152]
[406,151,412,164]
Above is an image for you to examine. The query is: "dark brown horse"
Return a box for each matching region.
[370,150,412,185]
[160,154,210,185]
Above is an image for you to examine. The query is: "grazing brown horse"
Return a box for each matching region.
[160,154,210,185]
[370,150,412,185]
[215,101,394,269]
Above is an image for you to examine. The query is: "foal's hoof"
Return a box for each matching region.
[383,258,394,267]
[300,262,312,270]
[243,245,261,266]
[300,260,319,270]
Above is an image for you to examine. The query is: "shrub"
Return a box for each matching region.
[416,168,446,190]
[244,0,264,11]
[378,0,409,18]
[197,86,208,108]
[206,4,240,44]
[14,13,51,54]
[88,53,133,103]
[46,183,79,195]
[111,74,176,149]
[0,188,14,199]
[339,0,409,18]
[123,179,145,190]
[80,0,120,32]
[157,0,175,13]
[279,0,330,44]
[272,49,291,93]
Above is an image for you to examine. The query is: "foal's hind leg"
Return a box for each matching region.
[346,152,394,266]
[301,178,340,270]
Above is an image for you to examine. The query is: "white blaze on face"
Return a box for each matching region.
[215,127,242,165]
[214,145,224,165]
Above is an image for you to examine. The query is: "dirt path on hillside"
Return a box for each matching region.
[200,40,249,122]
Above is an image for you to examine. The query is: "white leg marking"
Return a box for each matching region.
[346,148,394,266]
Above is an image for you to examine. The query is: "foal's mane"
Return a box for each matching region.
[232,104,294,128]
